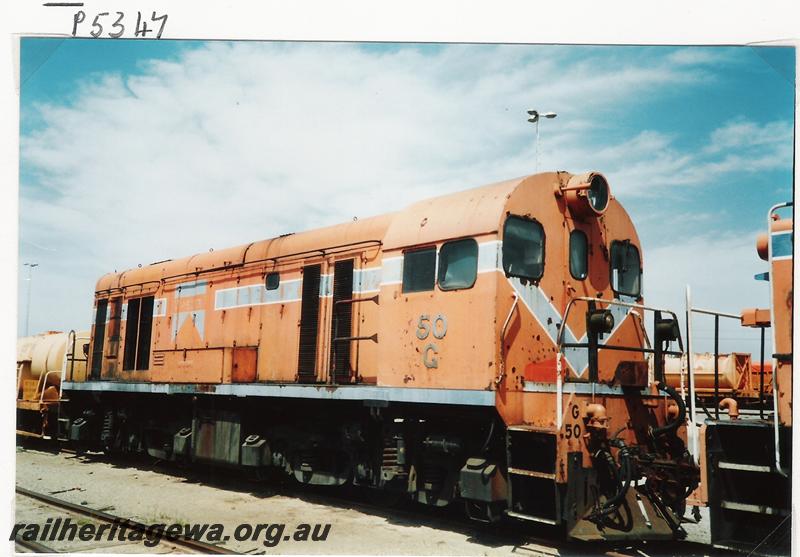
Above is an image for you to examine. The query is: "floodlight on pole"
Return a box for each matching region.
[23,262,38,336]
[527,109,558,172]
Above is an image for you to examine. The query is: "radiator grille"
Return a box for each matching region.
[330,259,354,383]
[297,264,321,381]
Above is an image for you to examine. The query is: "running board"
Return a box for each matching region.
[508,467,556,480]
[16,430,48,440]
[506,510,558,525]
[720,500,790,516]
[718,461,772,473]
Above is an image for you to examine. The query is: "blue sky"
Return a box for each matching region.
[17,39,795,353]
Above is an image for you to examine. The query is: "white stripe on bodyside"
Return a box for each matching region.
[354,267,382,294]
[215,279,302,310]
[153,298,167,317]
[507,276,632,377]
[381,257,403,286]
[477,241,502,273]
[478,240,633,376]
[62,381,497,407]
[320,274,333,298]
[176,279,207,297]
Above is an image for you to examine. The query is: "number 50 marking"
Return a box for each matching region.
[416,313,447,369]
[565,404,581,439]
[416,314,447,340]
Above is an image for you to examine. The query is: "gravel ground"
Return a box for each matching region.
[15,445,712,555]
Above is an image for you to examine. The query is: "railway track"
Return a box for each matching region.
[14,536,57,553]
[15,444,732,556]
[15,486,237,554]
[267,483,729,557]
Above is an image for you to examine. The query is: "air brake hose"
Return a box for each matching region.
[591,440,633,521]
[652,381,686,437]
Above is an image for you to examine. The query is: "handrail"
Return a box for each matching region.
[767,201,792,477]
[555,296,684,428]
[66,329,76,383]
[685,286,698,462]
[95,240,383,295]
[330,294,380,384]
[685,292,745,462]
[16,363,24,401]
[33,372,46,402]
[685,306,742,420]
[557,296,683,352]
[39,370,62,403]
[690,307,741,319]
[496,294,519,386]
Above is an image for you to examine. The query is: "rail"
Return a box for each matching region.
[16,486,237,554]
[14,535,56,553]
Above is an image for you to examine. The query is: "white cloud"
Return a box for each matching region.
[705,119,793,153]
[17,43,793,338]
[645,232,774,356]
[543,118,792,197]
[666,48,735,67]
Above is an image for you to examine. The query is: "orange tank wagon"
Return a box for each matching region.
[60,171,699,541]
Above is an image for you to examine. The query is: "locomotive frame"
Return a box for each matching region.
[53,171,699,542]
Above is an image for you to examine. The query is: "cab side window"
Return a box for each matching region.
[610,240,641,297]
[569,230,588,280]
[503,216,545,280]
[438,238,478,290]
[402,247,436,293]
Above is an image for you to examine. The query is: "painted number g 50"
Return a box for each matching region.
[565,405,582,439]
[416,314,447,369]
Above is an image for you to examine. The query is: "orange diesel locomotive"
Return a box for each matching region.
[60,172,698,541]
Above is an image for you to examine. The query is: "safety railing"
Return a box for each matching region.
[63,329,88,383]
[16,363,24,401]
[684,302,748,421]
[39,370,62,403]
[683,288,774,462]
[555,297,684,427]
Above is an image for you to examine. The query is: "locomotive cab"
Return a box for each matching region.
[487,172,695,539]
